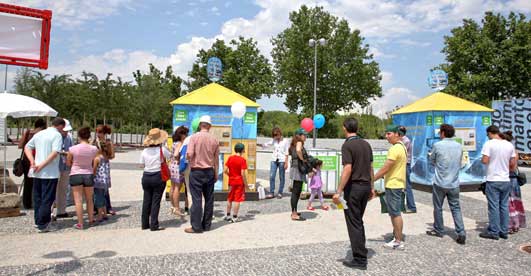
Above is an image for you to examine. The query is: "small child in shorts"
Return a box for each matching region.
[223,143,248,223]
[93,141,112,223]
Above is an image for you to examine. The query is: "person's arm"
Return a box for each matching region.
[186,138,194,161]
[481,155,489,165]
[223,165,229,176]
[213,143,220,181]
[333,164,352,205]
[370,164,375,199]
[35,151,59,173]
[93,157,100,175]
[295,142,304,161]
[108,141,115,160]
[66,152,74,167]
[509,156,517,171]
[481,142,490,165]
[373,159,395,181]
[242,169,248,187]
[18,130,29,149]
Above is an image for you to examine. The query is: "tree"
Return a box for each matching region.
[438,12,531,105]
[186,37,274,101]
[271,5,382,120]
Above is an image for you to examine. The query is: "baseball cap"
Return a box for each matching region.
[199,115,212,125]
[385,124,399,133]
[234,143,245,152]
[295,128,308,136]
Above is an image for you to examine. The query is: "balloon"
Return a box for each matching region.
[231,101,246,119]
[191,117,200,133]
[301,118,314,132]
[313,114,325,129]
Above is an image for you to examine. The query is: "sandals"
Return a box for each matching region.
[291,216,306,221]
[73,223,83,230]
[307,206,315,211]
[322,205,330,211]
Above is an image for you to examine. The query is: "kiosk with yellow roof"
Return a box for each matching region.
[170,83,259,198]
[392,92,493,185]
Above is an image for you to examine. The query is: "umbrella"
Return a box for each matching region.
[1,93,58,193]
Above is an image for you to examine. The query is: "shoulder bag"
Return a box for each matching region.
[160,147,171,182]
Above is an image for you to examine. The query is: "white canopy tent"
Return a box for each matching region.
[1,92,57,192]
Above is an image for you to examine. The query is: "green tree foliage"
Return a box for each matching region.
[271,5,382,119]
[14,64,182,132]
[186,37,274,101]
[439,12,531,105]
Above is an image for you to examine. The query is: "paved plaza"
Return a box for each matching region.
[1,145,530,275]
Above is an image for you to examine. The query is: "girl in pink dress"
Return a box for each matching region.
[307,159,329,211]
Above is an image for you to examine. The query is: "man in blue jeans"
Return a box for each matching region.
[479,125,516,240]
[24,117,65,233]
[427,124,466,244]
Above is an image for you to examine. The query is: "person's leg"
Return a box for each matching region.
[278,162,286,196]
[269,161,278,196]
[23,174,33,209]
[84,186,95,223]
[189,170,204,232]
[485,181,501,236]
[105,191,113,213]
[391,215,404,242]
[432,185,445,235]
[291,180,303,216]
[170,182,177,208]
[72,186,84,226]
[317,188,325,206]
[38,179,57,229]
[55,171,69,215]
[386,189,403,242]
[447,186,466,237]
[405,163,416,211]
[498,182,511,236]
[202,169,215,231]
[226,200,232,217]
[32,178,42,226]
[233,202,241,217]
[141,173,153,229]
[307,189,316,208]
[344,184,371,265]
[184,167,192,208]
[150,179,165,230]
[174,183,182,214]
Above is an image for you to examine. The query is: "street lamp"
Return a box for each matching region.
[308,38,326,148]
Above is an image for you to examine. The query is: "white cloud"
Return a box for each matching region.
[2,0,135,29]
[396,39,431,47]
[380,71,393,87]
[369,87,420,118]
[369,47,396,59]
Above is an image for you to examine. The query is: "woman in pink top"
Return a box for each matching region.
[67,127,98,230]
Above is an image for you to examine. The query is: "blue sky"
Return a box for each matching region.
[2,0,530,117]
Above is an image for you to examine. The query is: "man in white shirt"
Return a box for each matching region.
[263,127,289,199]
[479,125,516,240]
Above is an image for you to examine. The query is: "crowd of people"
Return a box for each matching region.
[18,115,527,271]
[20,118,116,232]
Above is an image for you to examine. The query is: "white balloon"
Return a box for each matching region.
[231,101,246,119]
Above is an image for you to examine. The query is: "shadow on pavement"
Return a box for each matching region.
[27,250,117,275]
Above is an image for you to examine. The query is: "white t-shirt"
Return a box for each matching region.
[264,138,289,161]
[481,139,515,182]
[140,146,171,173]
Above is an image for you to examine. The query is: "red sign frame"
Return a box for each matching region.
[0,3,52,69]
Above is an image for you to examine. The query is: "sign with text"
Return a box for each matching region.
[314,155,337,171]
[492,99,531,153]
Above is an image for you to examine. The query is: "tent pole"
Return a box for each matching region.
[3,65,7,93]
[3,126,6,193]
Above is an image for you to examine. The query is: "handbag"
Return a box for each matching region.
[516,170,527,186]
[296,147,313,174]
[160,147,170,182]
[12,151,25,177]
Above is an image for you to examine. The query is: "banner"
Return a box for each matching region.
[492,99,531,153]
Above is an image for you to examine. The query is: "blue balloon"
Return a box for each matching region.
[313,114,325,129]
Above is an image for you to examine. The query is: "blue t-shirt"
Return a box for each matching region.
[25,127,62,179]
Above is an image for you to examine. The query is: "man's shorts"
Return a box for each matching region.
[94,188,107,208]
[385,188,404,217]
[227,184,245,202]
[70,174,94,187]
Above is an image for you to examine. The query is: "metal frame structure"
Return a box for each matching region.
[0,3,52,69]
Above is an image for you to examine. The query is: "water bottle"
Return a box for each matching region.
[337,194,348,210]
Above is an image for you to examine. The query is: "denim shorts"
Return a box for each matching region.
[94,188,107,208]
[385,188,404,217]
[70,174,94,187]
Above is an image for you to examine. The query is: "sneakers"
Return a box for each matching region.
[230,217,242,223]
[479,232,499,240]
[456,235,466,245]
[223,215,232,222]
[37,225,50,233]
[383,239,405,250]
[73,223,83,230]
[277,194,283,199]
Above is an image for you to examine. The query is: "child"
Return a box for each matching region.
[93,141,112,223]
[307,159,329,211]
[224,143,248,223]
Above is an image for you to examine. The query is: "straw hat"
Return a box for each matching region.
[143,128,168,146]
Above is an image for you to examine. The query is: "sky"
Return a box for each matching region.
[1,0,530,118]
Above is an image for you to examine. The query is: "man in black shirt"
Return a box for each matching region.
[333,118,375,270]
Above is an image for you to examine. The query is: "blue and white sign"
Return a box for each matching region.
[428,69,448,91]
[207,57,223,82]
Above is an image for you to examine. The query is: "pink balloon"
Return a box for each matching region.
[301,118,314,132]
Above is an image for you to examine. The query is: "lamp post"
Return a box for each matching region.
[308,38,326,148]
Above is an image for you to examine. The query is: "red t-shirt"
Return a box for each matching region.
[226,155,247,185]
